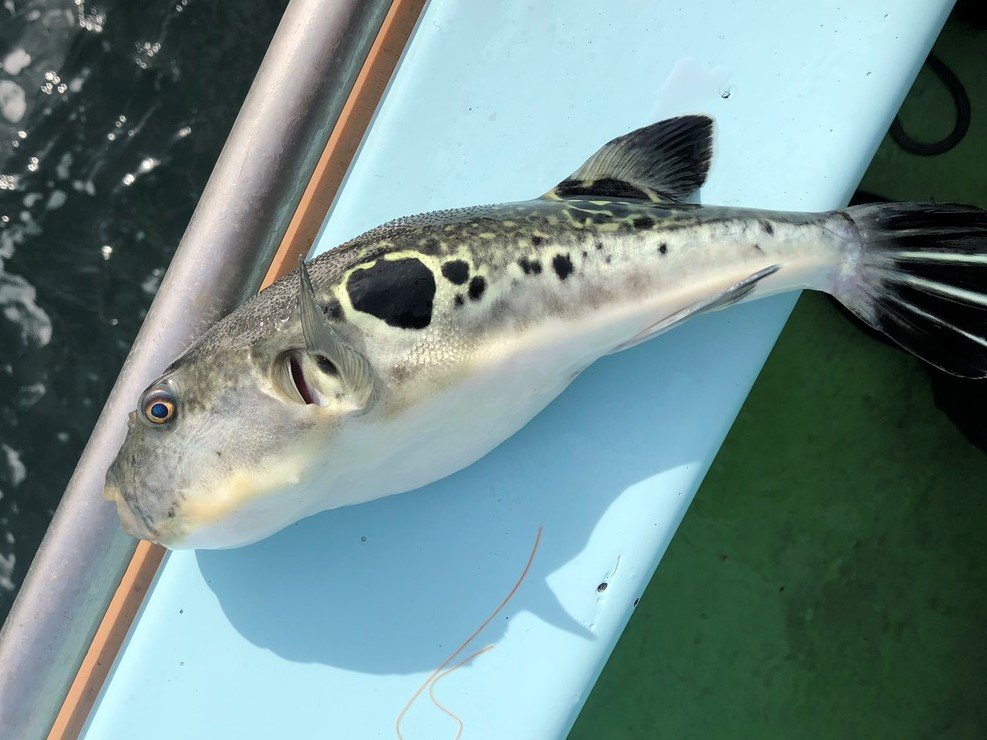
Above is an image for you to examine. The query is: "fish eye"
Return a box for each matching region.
[142,389,177,425]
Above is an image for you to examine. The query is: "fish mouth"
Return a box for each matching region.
[114,496,154,541]
[104,469,157,542]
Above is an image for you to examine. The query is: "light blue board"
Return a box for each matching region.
[85,1,951,738]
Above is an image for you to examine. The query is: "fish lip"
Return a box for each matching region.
[102,480,119,502]
[113,494,154,540]
[104,465,159,541]
[102,462,123,502]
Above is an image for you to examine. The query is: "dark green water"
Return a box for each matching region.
[0,0,288,622]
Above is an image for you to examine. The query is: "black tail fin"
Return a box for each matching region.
[834,202,987,378]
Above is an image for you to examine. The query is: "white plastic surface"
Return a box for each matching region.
[85,1,951,738]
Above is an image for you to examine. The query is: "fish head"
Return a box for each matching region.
[104,264,377,549]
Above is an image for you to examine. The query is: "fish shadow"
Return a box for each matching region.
[196,297,788,674]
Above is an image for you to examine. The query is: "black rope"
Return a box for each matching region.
[890,54,971,156]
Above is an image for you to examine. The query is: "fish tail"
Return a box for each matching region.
[831,202,987,378]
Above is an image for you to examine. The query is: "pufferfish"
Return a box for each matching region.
[103,115,987,549]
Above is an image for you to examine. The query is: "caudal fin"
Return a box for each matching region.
[834,202,987,379]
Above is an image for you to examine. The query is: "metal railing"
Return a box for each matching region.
[0,0,392,735]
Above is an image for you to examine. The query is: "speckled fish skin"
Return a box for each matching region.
[104,115,987,549]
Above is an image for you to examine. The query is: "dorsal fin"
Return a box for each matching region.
[545,115,714,203]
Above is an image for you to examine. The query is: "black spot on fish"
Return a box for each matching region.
[315,354,339,377]
[441,259,469,285]
[323,297,344,321]
[552,254,574,280]
[761,220,774,236]
[658,242,668,256]
[753,243,764,253]
[518,257,542,275]
[567,208,598,226]
[581,250,588,258]
[531,235,544,246]
[454,294,464,307]
[607,202,632,219]
[556,177,651,200]
[595,240,604,251]
[468,275,486,301]
[347,257,435,329]
[632,216,655,230]
[568,205,603,223]
[605,256,612,264]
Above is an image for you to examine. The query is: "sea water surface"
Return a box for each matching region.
[0,0,288,624]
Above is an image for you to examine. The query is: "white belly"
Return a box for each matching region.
[308,256,808,513]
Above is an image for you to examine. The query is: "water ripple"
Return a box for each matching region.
[0,0,291,611]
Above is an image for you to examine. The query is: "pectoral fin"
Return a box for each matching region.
[298,261,376,409]
[610,265,781,353]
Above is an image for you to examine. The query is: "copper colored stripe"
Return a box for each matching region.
[47,541,165,740]
[48,1,426,737]
[263,0,426,286]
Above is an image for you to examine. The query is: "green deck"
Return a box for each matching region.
[572,15,987,739]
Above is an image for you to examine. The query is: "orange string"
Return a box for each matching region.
[427,645,496,739]
[395,527,543,739]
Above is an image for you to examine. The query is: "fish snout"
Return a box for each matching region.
[114,495,153,540]
[104,465,157,541]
